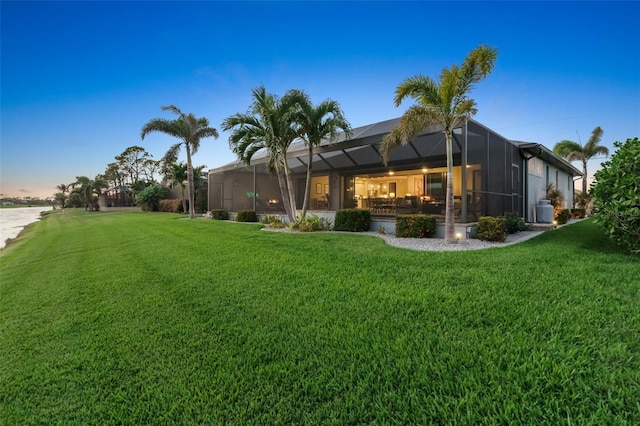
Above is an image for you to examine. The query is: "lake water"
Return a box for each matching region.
[0,206,52,249]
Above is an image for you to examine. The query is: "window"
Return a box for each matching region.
[528,157,543,177]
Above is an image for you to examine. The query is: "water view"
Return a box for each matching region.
[0,207,52,249]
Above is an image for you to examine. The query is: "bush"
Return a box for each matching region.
[570,208,586,219]
[476,216,507,242]
[210,209,229,220]
[545,183,565,209]
[260,215,286,228]
[158,199,181,213]
[504,212,528,234]
[292,214,332,232]
[136,184,170,212]
[334,209,370,232]
[236,210,258,223]
[592,137,640,255]
[395,215,436,238]
[555,209,570,225]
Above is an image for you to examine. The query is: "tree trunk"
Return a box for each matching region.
[186,146,195,219]
[181,186,187,214]
[300,145,313,219]
[276,169,295,222]
[582,160,588,195]
[282,156,297,221]
[444,131,457,244]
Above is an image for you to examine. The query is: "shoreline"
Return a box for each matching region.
[0,206,52,250]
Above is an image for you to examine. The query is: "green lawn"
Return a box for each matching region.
[1,210,639,424]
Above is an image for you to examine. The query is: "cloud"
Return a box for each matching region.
[19,188,30,193]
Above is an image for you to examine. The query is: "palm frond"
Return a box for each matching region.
[161,105,184,117]
[584,126,608,157]
[380,105,434,164]
[141,119,183,140]
[553,140,583,159]
[164,143,183,163]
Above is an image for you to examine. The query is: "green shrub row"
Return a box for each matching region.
[236,210,258,222]
[334,209,370,232]
[395,215,436,238]
[476,216,508,242]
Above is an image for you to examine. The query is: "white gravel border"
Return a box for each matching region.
[363,230,545,251]
[261,226,550,252]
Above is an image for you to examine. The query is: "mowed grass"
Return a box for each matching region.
[1,210,638,424]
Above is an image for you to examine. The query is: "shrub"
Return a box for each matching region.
[260,215,286,228]
[574,192,592,210]
[158,199,181,213]
[555,209,570,225]
[545,183,565,209]
[395,215,436,238]
[476,216,507,242]
[503,212,528,234]
[136,184,170,212]
[292,214,332,232]
[334,209,370,232]
[570,208,586,219]
[210,209,229,220]
[592,137,640,255]
[236,210,258,223]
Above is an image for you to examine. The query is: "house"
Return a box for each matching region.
[207,117,581,225]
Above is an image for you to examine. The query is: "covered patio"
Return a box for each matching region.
[208,117,580,223]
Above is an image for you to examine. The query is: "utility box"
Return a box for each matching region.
[536,200,554,223]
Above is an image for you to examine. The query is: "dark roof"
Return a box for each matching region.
[514,141,582,176]
[210,117,582,176]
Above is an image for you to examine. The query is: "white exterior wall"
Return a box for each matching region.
[527,157,574,222]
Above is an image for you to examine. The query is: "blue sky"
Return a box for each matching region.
[1,1,638,199]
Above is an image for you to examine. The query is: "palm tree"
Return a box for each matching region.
[169,162,188,213]
[380,45,498,244]
[295,93,352,218]
[222,86,305,222]
[55,183,69,208]
[553,126,608,195]
[75,176,107,211]
[141,105,219,219]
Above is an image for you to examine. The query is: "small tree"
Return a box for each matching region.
[136,184,170,212]
[592,137,640,255]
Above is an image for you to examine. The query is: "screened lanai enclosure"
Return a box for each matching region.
[208,118,579,223]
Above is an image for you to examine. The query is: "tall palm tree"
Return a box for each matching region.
[141,105,219,219]
[380,45,498,244]
[295,93,352,218]
[222,86,304,222]
[553,126,608,195]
